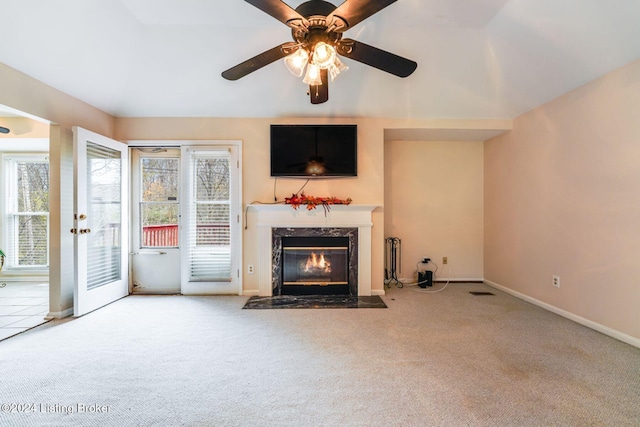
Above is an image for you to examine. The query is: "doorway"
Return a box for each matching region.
[130,148,181,293]
[129,143,242,295]
[0,108,51,338]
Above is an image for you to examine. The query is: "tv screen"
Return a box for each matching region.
[270,124,357,178]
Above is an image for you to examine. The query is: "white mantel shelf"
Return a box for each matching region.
[248,204,379,296]
[248,204,378,227]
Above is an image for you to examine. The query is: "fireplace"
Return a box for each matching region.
[251,204,377,296]
[272,228,358,296]
[281,236,350,295]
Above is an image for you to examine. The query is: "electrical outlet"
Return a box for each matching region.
[442,256,448,265]
[248,265,255,274]
[552,275,560,288]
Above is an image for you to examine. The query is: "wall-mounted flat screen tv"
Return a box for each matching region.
[270,124,357,178]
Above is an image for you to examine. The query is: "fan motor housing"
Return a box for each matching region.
[292,1,344,46]
[295,0,336,18]
[300,25,342,46]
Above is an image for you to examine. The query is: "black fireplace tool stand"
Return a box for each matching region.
[384,237,403,288]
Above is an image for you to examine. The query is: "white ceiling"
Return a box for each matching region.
[0,0,639,119]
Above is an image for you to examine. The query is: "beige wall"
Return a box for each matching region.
[484,58,640,342]
[384,140,484,282]
[0,63,115,137]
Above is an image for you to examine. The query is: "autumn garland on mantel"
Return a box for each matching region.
[284,193,352,215]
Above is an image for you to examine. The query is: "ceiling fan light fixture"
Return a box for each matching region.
[303,62,323,86]
[312,42,337,69]
[222,0,418,104]
[284,48,310,77]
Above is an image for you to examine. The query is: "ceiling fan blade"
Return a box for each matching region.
[337,38,417,77]
[245,0,307,29]
[222,43,294,81]
[326,0,397,31]
[309,69,329,104]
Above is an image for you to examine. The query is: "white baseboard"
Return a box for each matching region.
[46,307,73,319]
[484,279,640,349]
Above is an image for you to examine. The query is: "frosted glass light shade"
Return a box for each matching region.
[303,63,323,86]
[284,49,309,77]
[328,56,349,81]
[313,42,336,69]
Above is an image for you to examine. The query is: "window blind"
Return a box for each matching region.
[187,150,231,281]
[86,142,122,290]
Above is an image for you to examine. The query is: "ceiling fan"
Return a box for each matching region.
[221,0,417,104]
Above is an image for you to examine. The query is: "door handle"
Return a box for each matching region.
[71,228,92,234]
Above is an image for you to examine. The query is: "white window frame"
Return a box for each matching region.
[1,152,50,272]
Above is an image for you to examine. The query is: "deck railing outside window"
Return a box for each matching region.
[141,224,229,247]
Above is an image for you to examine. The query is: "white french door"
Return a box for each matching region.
[73,127,129,316]
[180,146,241,295]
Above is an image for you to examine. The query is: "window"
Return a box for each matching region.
[2,154,49,270]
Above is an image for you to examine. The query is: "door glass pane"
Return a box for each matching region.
[86,142,121,290]
[195,157,229,201]
[189,151,231,281]
[140,157,179,247]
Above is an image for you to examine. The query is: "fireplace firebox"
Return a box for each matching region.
[282,237,349,295]
[272,227,358,296]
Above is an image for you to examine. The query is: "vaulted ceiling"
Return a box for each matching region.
[1,0,639,119]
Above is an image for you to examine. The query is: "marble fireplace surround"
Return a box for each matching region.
[251,204,377,296]
[273,227,358,296]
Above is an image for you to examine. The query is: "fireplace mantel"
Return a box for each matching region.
[249,204,378,296]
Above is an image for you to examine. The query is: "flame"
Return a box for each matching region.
[303,252,331,273]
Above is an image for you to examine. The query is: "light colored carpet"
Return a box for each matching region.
[0,283,638,426]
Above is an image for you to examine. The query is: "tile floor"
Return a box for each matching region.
[0,282,50,341]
